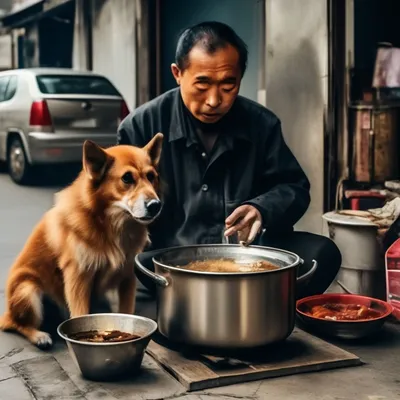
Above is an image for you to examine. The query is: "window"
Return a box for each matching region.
[4,76,18,101]
[36,75,121,96]
[0,76,10,102]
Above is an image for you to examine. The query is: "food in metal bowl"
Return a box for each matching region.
[177,258,279,273]
[69,330,140,343]
[57,314,157,381]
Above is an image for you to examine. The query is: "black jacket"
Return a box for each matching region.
[117,88,310,249]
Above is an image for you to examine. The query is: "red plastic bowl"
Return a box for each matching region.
[296,293,393,339]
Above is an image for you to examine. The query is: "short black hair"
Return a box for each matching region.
[175,21,248,76]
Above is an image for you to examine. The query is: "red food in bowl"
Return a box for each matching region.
[296,293,393,323]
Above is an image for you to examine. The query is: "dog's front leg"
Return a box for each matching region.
[63,266,93,318]
[118,274,137,315]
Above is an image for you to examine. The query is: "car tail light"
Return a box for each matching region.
[120,100,130,121]
[30,100,52,127]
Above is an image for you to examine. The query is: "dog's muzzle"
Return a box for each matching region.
[144,199,162,219]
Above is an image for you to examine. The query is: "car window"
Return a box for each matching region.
[4,76,18,101]
[0,76,10,102]
[36,75,120,96]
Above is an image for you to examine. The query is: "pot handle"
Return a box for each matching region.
[134,255,169,288]
[296,259,318,285]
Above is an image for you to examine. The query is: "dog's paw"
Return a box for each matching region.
[32,331,53,350]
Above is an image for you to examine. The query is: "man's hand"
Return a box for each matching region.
[224,205,262,245]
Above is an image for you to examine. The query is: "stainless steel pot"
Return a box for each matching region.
[135,244,317,348]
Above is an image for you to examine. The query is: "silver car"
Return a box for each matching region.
[0,68,129,185]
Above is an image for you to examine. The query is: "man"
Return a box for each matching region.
[118,21,341,298]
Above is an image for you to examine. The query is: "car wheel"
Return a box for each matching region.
[7,136,32,185]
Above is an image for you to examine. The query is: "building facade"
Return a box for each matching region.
[0,0,355,235]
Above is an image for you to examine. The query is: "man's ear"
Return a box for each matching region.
[144,133,164,168]
[171,63,182,85]
[83,141,114,181]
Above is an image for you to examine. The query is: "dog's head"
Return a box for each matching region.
[82,133,164,225]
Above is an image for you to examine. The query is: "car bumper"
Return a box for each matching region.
[27,132,117,164]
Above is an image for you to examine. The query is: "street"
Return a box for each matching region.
[0,171,62,290]
[0,169,399,400]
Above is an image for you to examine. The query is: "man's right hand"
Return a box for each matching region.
[224,205,262,245]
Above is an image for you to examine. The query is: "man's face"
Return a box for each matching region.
[171,44,242,124]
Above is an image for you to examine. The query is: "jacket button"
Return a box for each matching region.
[202,184,209,192]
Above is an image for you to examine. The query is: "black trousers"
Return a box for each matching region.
[257,231,342,299]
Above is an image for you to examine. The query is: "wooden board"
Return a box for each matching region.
[146,329,362,392]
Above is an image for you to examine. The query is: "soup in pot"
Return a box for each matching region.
[177,258,279,273]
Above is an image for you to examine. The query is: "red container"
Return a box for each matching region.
[385,238,400,321]
[296,293,393,339]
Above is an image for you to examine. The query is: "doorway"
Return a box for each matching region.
[156,0,265,103]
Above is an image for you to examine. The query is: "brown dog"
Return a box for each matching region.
[0,133,164,349]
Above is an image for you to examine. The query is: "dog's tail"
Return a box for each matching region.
[0,281,52,349]
[2,280,43,329]
[0,313,16,331]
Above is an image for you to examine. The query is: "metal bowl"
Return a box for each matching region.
[296,293,393,340]
[57,313,157,381]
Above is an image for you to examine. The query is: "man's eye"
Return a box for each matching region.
[195,83,209,91]
[121,172,135,184]
[222,85,235,92]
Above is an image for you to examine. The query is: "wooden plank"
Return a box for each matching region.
[147,341,220,386]
[146,329,362,392]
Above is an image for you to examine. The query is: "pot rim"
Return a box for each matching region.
[152,244,302,276]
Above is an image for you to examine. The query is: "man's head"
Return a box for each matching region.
[171,21,248,124]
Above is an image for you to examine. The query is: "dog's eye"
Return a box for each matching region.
[121,172,135,184]
[147,172,156,182]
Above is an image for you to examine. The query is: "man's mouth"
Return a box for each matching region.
[202,111,222,117]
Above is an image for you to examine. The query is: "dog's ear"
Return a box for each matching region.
[144,133,164,168]
[83,140,114,181]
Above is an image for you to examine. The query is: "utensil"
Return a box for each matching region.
[135,244,317,348]
[57,313,157,381]
[296,293,393,340]
[222,230,242,245]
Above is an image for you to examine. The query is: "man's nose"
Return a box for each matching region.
[145,199,162,217]
[206,90,221,108]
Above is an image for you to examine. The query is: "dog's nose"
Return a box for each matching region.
[145,199,162,217]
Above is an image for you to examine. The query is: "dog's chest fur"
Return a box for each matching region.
[73,216,147,274]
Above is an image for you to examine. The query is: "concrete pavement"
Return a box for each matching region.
[0,170,399,400]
